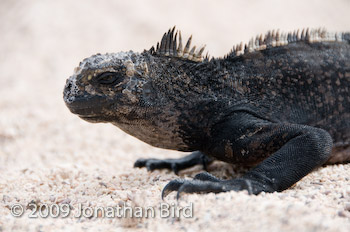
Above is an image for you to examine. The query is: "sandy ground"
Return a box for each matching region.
[0,0,350,231]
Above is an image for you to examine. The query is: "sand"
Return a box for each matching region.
[0,0,350,231]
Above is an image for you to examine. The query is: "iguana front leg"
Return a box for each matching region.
[134,151,213,175]
[162,113,333,198]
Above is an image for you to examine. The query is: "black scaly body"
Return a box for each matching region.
[63,27,350,197]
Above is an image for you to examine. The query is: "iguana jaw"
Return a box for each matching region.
[64,92,109,123]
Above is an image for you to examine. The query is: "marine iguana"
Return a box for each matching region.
[63,27,350,198]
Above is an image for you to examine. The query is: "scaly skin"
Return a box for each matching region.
[63,28,350,198]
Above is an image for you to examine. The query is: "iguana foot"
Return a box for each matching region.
[162,172,274,199]
[134,151,213,175]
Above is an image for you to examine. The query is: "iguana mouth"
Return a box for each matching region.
[78,115,104,123]
[64,94,107,118]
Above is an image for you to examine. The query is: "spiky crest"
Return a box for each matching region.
[225,28,348,59]
[148,27,348,62]
[149,26,208,62]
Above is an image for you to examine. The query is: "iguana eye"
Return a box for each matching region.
[96,72,123,85]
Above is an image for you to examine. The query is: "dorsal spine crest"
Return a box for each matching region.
[225,28,347,59]
[149,27,349,62]
[150,26,207,62]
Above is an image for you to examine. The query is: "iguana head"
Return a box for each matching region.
[63,27,207,125]
[63,51,149,123]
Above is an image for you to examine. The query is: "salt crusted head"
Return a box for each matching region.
[63,27,207,124]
